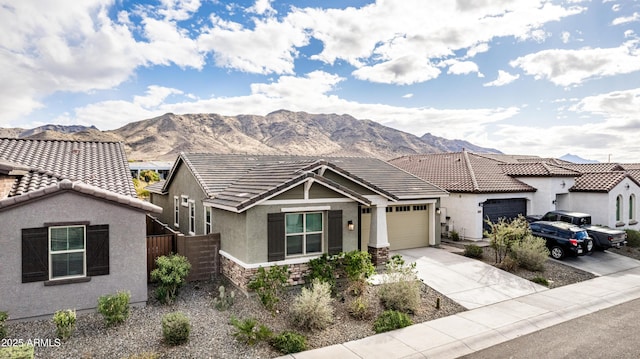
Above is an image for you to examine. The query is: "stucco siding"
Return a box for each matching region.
[322,171,377,196]
[0,192,148,320]
[159,163,208,234]
[213,209,248,262]
[517,177,574,215]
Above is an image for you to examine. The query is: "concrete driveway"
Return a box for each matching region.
[555,249,640,276]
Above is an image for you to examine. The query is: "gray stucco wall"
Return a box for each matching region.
[0,192,148,320]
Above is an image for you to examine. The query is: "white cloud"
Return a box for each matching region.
[625,30,636,38]
[156,0,201,21]
[352,56,441,85]
[246,0,276,15]
[561,31,571,43]
[447,61,481,76]
[611,4,621,12]
[402,93,414,99]
[612,12,640,25]
[569,88,640,119]
[483,70,520,87]
[510,40,640,86]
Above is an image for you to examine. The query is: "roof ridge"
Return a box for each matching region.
[463,151,480,192]
[0,137,123,145]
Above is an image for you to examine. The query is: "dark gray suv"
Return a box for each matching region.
[529,221,594,259]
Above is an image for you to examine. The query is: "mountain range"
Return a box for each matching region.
[0,110,500,161]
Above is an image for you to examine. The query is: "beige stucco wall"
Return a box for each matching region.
[0,191,148,320]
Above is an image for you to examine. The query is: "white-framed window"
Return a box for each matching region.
[616,195,623,222]
[413,205,427,211]
[49,225,86,280]
[630,194,636,221]
[285,212,323,257]
[361,207,371,214]
[395,205,411,212]
[181,195,189,207]
[188,200,196,235]
[204,206,213,234]
[174,196,180,228]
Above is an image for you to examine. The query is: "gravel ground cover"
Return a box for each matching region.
[6,277,464,359]
[607,244,640,261]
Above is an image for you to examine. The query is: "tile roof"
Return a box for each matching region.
[158,154,448,212]
[389,152,536,193]
[558,163,625,173]
[0,138,136,197]
[569,171,635,192]
[0,179,161,213]
[500,162,581,177]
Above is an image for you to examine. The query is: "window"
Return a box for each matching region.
[173,196,179,228]
[188,200,196,235]
[616,195,623,222]
[285,212,323,257]
[395,206,411,212]
[361,207,371,214]
[204,206,213,234]
[385,207,393,213]
[413,205,427,211]
[630,195,636,221]
[49,226,86,279]
[181,195,189,207]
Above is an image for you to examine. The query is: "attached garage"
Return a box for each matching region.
[482,198,527,232]
[360,205,430,250]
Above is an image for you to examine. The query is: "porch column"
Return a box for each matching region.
[429,203,436,246]
[368,204,390,266]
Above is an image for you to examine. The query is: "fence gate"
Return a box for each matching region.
[177,233,221,282]
[146,234,174,282]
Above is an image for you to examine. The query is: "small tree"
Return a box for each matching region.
[247,265,289,313]
[151,254,191,304]
[485,215,530,264]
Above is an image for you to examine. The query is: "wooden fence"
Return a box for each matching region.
[146,234,174,282]
[177,233,221,282]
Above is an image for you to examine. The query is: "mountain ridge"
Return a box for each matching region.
[0,110,501,160]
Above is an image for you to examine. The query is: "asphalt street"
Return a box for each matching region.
[459,298,640,359]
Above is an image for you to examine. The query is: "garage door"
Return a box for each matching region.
[360,205,429,250]
[482,198,527,232]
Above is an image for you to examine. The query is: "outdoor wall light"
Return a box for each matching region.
[347,220,354,231]
[436,208,441,215]
[626,183,630,190]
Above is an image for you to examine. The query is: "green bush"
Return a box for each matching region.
[97,291,131,326]
[0,311,7,339]
[498,255,518,272]
[0,344,34,359]
[230,317,273,346]
[485,215,530,264]
[52,309,76,341]
[151,254,191,304]
[626,229,640,247]
[531,276,549,287]
[342,250,375,282]
[509,235,550,271]
[463,244,484,258]
[290,279,334,331]
[270,331,307,354]
[247,265,289,313]
[373,310,413,333]
[212,285,235,311]
[348,296,372,320]
[449,230,460,241]
[162,312,191,346]
[306,254,337,290]
[379,255,422,314]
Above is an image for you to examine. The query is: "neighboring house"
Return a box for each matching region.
[148,154,447,288]
[130,161,174,180]
[0,138,161,320]
[391,151,640,240]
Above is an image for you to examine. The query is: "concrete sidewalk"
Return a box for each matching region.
[278,249,640,359]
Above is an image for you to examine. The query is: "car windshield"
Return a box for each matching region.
[573,230,588,240]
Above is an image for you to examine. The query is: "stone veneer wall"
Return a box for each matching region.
[221,256,310,291]
[0,175,16,199]
[368,245,390,266]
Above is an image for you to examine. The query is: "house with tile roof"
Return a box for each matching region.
[0,138,161,320]
[148,153,447,288]
[391,151,640,240]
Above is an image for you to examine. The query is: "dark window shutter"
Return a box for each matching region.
[328,210,343,255]
[22,227,49,283]
[268,213,285,261]
[87,224,109,276]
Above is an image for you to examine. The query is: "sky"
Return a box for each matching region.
[1,0,639,162]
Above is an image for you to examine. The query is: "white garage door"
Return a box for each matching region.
[360,205,429,250]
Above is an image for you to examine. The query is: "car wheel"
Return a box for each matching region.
[586,239,594,254]
[550,246,565,260]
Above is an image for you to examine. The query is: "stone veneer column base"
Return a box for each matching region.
[221,256,309,292]
[368,245,390,266]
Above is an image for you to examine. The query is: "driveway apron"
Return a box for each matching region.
[391,247,548,309]
[554,249,640,276]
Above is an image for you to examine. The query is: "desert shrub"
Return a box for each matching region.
[140,169,161,183]
[162,312,191,346]
[373,310,413,333]
[97,291,131,326]
[463,244,483,258]
[230,317,273,346]
[485,215,530,264]
[290,279,334,331]
[212,285,235,311]
[305,254,337,290]
[0,344,34,359]
[151,254,191,304]
[270,331,307,354]
[52,309,76,341]
[247,265,289,313]
[531,276,549,287]
[497,255,518,272]
[626,229,640,247]
[348,296,372,320]
[0,311,7,339]
[378,255,421,314]
[342,250,375,296]
[449,230,460,241]
[509,235,549,271]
